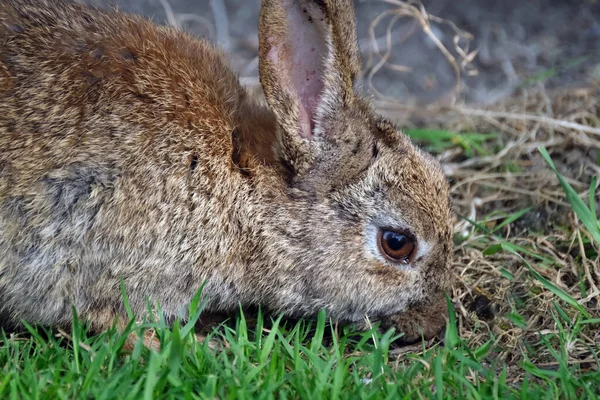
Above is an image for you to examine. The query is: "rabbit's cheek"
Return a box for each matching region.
[364,262,409,284]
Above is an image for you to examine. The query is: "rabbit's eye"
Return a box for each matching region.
[377,229,415,264]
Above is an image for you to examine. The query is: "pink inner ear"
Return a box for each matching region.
[268,0,328,139]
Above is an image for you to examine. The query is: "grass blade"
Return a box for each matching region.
[143,352,162,400]
[590,176,597,221]
[260,315,283,363]
[444,294,460,349]
[504,245,590,318]
[539,147,600,244]
[311,310,326,351]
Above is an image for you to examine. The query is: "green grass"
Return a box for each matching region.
[1,298,598,399]
[519,56,590,88]
[404,128,498,157]
[1,150,599,399]
[539,147,600,245]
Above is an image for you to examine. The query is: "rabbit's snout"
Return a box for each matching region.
[393,320,447,347]
[381,294,450,344]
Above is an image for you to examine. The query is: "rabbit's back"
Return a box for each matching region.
[0,0,254,328]
[0,0,243,141]
[0,0,245,178]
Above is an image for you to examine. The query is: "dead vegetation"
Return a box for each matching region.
[443,86,600,376]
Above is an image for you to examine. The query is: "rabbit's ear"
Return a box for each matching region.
[258,0,361,167]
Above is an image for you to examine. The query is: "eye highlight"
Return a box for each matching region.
[377,229,415,264]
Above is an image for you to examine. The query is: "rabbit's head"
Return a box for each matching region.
[253,0,453,342]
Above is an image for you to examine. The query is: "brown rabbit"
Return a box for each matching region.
[0,0,453,344]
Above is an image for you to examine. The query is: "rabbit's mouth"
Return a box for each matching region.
[392,325,446,347]
[376,295,450,344]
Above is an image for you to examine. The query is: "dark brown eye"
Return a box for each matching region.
[377,229,415,263]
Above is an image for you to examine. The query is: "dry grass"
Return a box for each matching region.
[361,0,479,106]
[442,86,598,379]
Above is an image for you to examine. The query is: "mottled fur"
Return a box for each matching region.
[0,0,453,342]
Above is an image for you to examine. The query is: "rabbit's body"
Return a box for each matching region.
[0,0,289,330]
[1,0,453,342]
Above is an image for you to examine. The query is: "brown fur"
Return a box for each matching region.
[0,0,453,343]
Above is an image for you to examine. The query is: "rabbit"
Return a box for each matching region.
[0,0,454,345]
